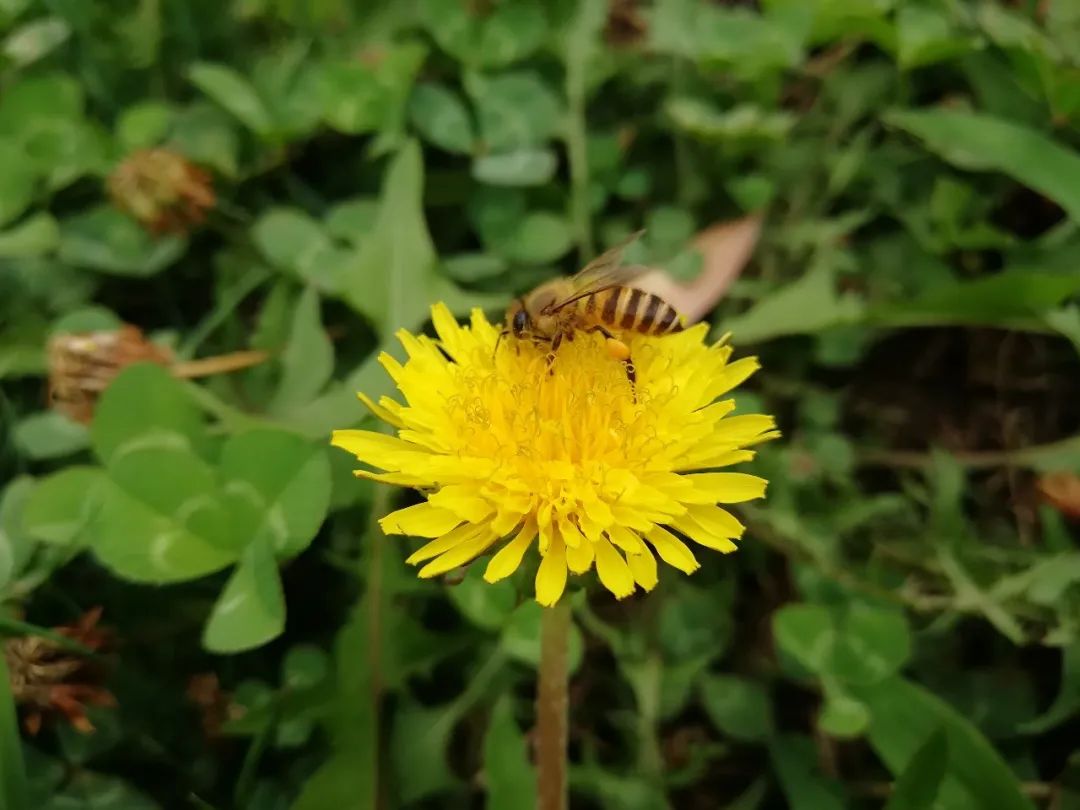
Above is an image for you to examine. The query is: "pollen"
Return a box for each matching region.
[331,303,779,606]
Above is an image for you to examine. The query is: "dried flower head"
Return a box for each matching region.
[4,607,115,734]
[332,304,778,606]
[107,148,215,234]
[48,325,173,424]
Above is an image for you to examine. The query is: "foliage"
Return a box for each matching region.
[1,0,1079,807]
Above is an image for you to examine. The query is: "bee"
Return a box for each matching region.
[502,231,685,390]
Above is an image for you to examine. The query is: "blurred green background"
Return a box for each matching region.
[2,0,1080,807]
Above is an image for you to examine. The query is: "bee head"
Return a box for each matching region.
[510,301,531,337]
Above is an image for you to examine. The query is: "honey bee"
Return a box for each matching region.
[503,231,685,389]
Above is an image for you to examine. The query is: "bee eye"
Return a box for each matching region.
[513,310,528,334]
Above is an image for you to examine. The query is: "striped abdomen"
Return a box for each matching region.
[577,286,684,335]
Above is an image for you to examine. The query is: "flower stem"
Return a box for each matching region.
[536,601,571,810]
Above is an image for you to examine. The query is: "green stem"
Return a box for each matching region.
[566,59,594,262]
[0,652,29,810]
[634,652,665,779]
[536,601,571,810]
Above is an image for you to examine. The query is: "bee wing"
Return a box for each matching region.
[547,230,649,312]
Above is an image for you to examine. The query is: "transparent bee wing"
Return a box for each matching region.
[547,230,650,312]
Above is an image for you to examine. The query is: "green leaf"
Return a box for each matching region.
[408,82,475,154]
[885,108,1080,223]
[466,71,562,151]
[773,603,834,674]
[667,98,795,144]
[91,363,205,465]
[872,271,1080,327]
[447,564,517,630]
[22,466,104,545]
[818,688,870,738]
[0,212,58,258]
[168,103,239,177]
[203,536,286,653]
[896,6,975,69]
[219,429,331,558]
[421,0,548,67]
[473,148,557,187]
[59,206,186,277]
[13,410,89,459]
[769,734,847,810]
[116,101,174,149]
[851,677,1037,810]
[0,477,35,591]
[500,601,584,673]
[189,62,274,137]
[90,446,236,582]
[270,287,334,412]
[884,730,949,810]
[0,137,37,227]
[723,265,865,343]
[0,651,29,810]
[2,16,70,68]
[700,674,773,741]
[1019,641,1080,733]
[390,702,459,803]
[342,140,436,335]
[319,43,426,137]
[252,207,348,294]
[484,695,537,810]
[828,603,911,685]
[441,253,508,283]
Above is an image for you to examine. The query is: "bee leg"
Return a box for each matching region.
[622,357,638,402]
[586,325,631,362]
[546,333,563,375]
[493,329,507,360]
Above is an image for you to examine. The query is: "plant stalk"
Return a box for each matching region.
[536,601,571,810]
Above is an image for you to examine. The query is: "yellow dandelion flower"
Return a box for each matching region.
[332,303,779,606]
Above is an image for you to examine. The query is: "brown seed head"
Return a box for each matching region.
[107,148,215,234]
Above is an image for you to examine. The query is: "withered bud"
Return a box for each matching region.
[107,148,215,235]
[4,607,115,735]
[47,325,173,424]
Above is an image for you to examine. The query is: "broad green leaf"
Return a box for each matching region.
[886,109,1080,223]
[116,101,174,149]
[884,730,949,810]
[421,0,547,67]
[896,6,975,69]
[447,564,517,630]
[408,82,475,154]
[0,212,57,257]
[466,71,562,151]
[91,363,206,465]
[0,477,35,590]
[319,43,426,137]
[441,253,508,283]
[90,445,236,582]
[723,266,864,343]
[324,198,378,244]
[283,645,330,690]
[700,674,773,741]
[168,103,239,177]
[668,99,795,144]
[189,62,274,137]
[203,536,286,653]
[472,148,557,187]
[828,603,911,685]
[772,603,834,674]
[0,71,81,135]
[0,652,28,810]
[0,137,36,227]
[769,734,847,810]
[22,467,104,546]
[872,271,1080,327]
[219,429,331,557]
[270,287,334,412]
[500,601,584,673]
[484,695,537,810]
[818,688,870,738]
[390,702,459,803]
[13,410,89,459]
[487,211,574,265]
[342,140,435,334]
[2,16,70,67]
[58,206,186,277]
[252,207,349,293]
[851,677,1036,810]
